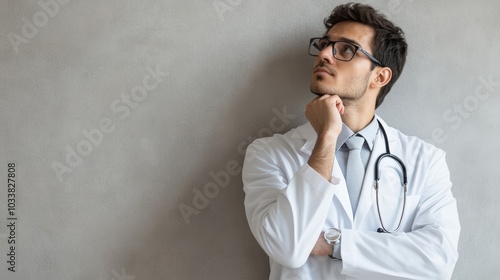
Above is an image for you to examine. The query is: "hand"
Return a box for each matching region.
[305,94,344,137]
[310,232,333,256]
[306,94,344,181]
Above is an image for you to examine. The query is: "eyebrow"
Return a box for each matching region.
[323,35,362,47]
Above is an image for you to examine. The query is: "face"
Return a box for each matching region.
[310,21,377,102]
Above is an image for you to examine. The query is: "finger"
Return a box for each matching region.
[316,94,330,101]
[328,95,344,114]
[335,99,344,114]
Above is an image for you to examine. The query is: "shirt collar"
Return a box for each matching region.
[337,116,379,151]
[335,123,352,152]
[291,115,382,154]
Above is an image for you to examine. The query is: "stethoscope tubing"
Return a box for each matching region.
[374,120,408,233]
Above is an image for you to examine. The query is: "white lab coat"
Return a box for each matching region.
[242,116,460,280]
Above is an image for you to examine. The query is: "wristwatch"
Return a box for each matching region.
[324,228,341,245]
[324,228,341,259]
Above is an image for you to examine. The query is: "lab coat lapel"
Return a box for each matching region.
[332,158,354,222]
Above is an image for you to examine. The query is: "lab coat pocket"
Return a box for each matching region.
[376,194,421,232]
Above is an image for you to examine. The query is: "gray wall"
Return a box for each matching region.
[0,0,498,279]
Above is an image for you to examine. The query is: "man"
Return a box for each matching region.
[242,3,460,279]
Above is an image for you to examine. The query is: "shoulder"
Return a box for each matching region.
[246,123,312,159]
[386,124,446,164]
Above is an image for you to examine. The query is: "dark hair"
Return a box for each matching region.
[324,2,408,108]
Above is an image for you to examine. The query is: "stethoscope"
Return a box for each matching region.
[374,120,408,233]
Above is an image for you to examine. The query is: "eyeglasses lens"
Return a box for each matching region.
[309,39,357,61]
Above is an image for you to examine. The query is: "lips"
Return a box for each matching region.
[314,66,334,76]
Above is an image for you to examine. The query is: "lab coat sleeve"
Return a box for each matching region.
[341,150,460,279]
[242,138,336,268]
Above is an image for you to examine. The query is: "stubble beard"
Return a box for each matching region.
[310,72,372,104]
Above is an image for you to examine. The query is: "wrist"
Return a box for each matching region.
[324,228,342,260]
[318,129,339,142]
[332,241,342,260]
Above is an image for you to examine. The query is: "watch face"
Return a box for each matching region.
[324,228,341,241]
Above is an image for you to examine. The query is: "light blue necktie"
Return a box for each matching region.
[345,135,365,216]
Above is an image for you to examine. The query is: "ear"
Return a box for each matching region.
[370,67,392,89]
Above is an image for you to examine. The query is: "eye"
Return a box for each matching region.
[334,42,357,60]
[340,44,355,54]
[316,39,330,50]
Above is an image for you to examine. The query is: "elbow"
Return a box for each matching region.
[254,228,310,268]
[257,230,313,268]
[248,208,319,269]
[416,223,460,279]
[282,250,310,268]
[428,252,459,279]
[421,241,459,279]
[284,259,308,269]
[271,247,309,268]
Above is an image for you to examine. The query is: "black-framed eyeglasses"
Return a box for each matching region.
[308,37,383,67]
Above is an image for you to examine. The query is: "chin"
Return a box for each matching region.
[310,83,337,96]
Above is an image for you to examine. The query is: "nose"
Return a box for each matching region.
[317,44,335,65]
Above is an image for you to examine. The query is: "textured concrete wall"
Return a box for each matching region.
[0,0,498,279]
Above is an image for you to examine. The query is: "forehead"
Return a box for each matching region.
[325,21,375,51]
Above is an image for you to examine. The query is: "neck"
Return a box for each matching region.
[341,102,375,133]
